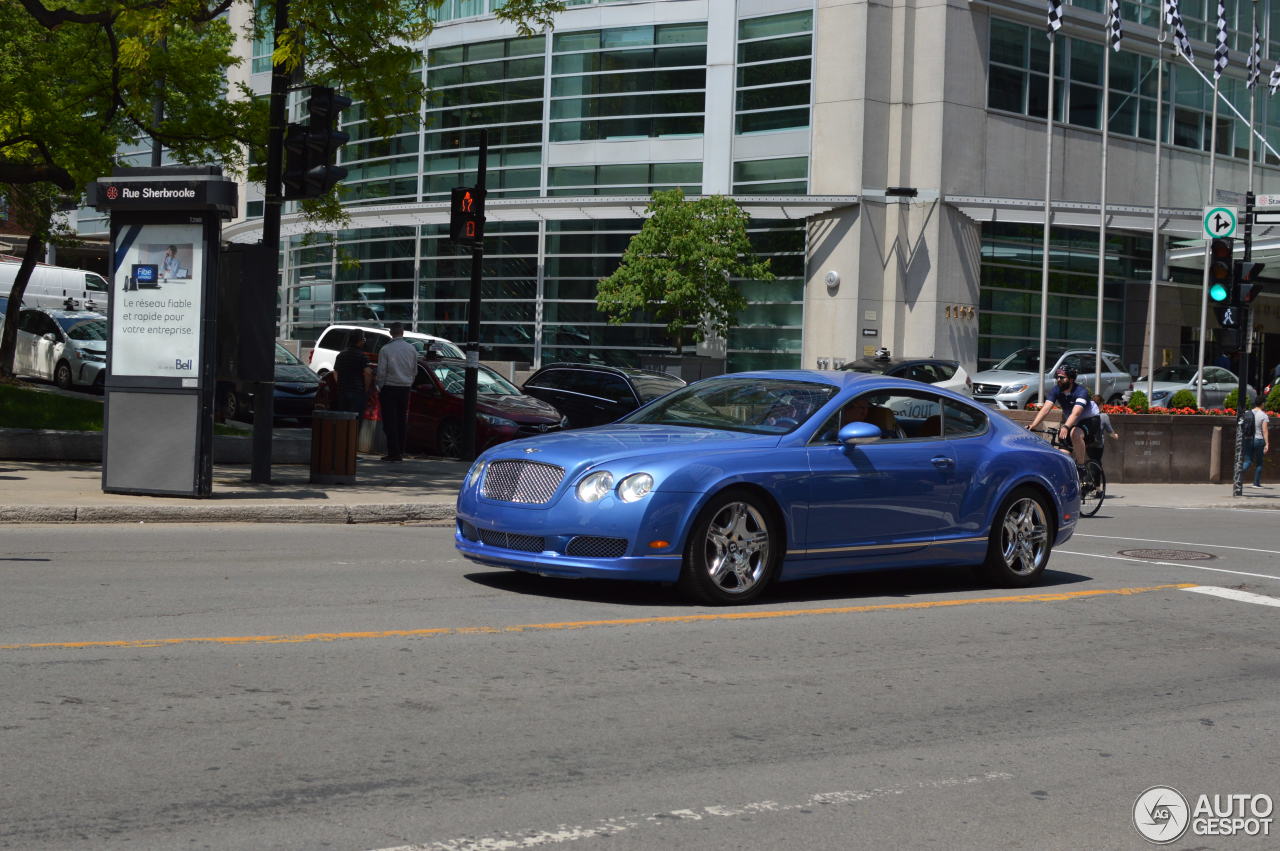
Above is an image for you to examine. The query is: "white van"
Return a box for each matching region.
[0,259,110,313]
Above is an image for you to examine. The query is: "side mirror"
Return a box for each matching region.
[838,421,883,445]
[42,332,58,343]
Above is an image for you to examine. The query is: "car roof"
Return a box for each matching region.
[534,362,684,381]
[322,323,451,342]
[841,356,958,371]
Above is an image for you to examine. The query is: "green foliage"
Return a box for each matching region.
[0,382,104,431]
[1127,389,1148,412]
[1223,388,1242,410]
[1167,389,1198,409]
[1266,382,1280,413]
[596,189,774,352]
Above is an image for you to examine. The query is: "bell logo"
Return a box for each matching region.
[174,358,193,370]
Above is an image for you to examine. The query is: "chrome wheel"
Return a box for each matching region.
[998,496,1050,577]
[701,500,771,596]
[54,361,73,391]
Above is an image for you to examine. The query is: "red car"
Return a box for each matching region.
[318,357,565,458]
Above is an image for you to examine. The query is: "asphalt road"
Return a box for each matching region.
[1,505,1278,850]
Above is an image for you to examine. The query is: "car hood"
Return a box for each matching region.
[275,363,320,386]
[70,341,106,355]
[478,392,561,423]
[972,368,1044,386]
[478,424,775,483]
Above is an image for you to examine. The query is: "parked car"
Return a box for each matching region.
[307,324,463,375]
[12,307,108,391]
[521,363,687,429]
[317,355,566,457]
[218,343,320,425]
[455,370,1079,604]
[1122,365,1256,408]
[838,352,972,397]
[972,347,1130,409]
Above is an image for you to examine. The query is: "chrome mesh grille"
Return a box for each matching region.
[565,536,628,558]
[477,528,545,553]
[458,520,478,541]
[481,460,565,504]
[973,383,1002,396]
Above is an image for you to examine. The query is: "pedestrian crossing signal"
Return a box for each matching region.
[450,186,485,245]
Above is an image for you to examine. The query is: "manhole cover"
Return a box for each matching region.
[1118,549,1215,561]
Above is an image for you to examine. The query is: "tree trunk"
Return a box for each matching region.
[0,233,45,380]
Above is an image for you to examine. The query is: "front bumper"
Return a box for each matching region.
[454,526,683,582]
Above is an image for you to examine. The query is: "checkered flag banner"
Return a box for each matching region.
[1107,0,1122,52]
[1047,0,1062,35]
[1213,0,1228,80]
[1269,62,1280,96]
[1248,28,1261,89]
[1165,0,1194,60]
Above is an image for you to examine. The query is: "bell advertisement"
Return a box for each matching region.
[110,223,204,378]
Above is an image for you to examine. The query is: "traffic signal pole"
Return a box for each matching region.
[1234,192,1254,496]
[462,130,488,461]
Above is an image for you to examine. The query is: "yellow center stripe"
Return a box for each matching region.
[0,584,1196,651]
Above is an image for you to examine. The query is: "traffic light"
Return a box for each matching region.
[1208,237,1234,304]
[450,186,485,245]
[1234,260,1266,305]
[1219,327,1243,353]
[281,85,351,200]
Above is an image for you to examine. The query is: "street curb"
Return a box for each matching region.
[0,503,457,524]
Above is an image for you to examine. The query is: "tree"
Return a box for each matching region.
[596,189,773,355]
[0,0,564,380]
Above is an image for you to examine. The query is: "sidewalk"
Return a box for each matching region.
[0,456,470,524]
[2,457,1278,524]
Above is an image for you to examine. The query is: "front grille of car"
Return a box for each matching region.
[515,422,563,439]
[973,383,1002,396]
[481,460,564,504]
[565,536,629,558]
[477,528,545,553]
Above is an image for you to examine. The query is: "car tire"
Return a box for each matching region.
[54,360,73,391]
[979,486,1053,587]
[678,489,780,605]
[220,387,243,422]
[437,420,463,459]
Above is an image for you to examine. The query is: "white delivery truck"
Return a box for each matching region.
[0,258,110,313]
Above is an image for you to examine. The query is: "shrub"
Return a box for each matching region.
[1223,388,1241,411]
[1127,389,1148,412]
[1265,383,1280,413]
[1167,389,1198,410]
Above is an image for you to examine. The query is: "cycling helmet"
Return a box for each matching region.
[873,346,891,361]
[1054,365,1077,380]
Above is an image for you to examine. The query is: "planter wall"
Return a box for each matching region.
[0,428,310,464]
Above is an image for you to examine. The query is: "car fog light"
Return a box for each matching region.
[616,473,654,502]
[577,470,614,503]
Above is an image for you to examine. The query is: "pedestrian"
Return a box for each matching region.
[375,321,417,462]
[1087,394,1119,464]
[1241,398,1271,488]
[333,330,372,416]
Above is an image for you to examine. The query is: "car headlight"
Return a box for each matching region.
[1151,390,1169,401]
[616,472,654,503]
[576,470,614,503]
[477,413,517,428]
[466,460,486,489]
[1000,383,1029,395]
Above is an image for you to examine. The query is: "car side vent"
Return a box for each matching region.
[481,460,564,504]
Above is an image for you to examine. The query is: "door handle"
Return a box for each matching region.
[931,456,954,468]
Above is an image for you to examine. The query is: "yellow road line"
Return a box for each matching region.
[0,583,1196,651]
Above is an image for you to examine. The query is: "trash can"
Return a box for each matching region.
[311,410,358,484]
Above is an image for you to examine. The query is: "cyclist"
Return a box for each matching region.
[1026,365,1101,465]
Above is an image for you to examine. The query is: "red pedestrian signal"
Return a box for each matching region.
[450,186,485,245]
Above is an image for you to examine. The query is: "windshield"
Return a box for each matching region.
[621,377,839,434]
[410,338,464,359]
[631,373,686,402]
[1150,365,1198,382]
[274,343,304,365]
[430,362,521,396]
[85,273,109,293]
[993,348,1065,373]
[55,316,108,341]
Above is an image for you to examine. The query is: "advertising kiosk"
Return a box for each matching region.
[86,167,238,497]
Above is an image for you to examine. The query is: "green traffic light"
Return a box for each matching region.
[1209,281,1230,302]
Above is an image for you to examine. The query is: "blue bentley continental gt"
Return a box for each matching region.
[455,370,1081,604]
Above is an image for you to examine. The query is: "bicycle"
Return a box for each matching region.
[1029,427,1106,517]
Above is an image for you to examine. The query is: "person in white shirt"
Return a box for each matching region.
[374,322,418,462]
[1241,399,1271,488]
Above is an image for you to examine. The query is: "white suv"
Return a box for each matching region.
[307,324,463,375]
[972,348,1131,409]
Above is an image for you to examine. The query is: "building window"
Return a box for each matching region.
[732,157,808,195]
[735,11,813,135]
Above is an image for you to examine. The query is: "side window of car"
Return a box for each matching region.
[933,362,957,380]
[18,310,41,334]
[597,374,635,404]
[526,369,567,391]
[571,371,612,399]
[318,329,345,351]
[364,334,387,355]
[941,399,987,438]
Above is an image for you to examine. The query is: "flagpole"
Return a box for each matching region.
[1196,80,1220,410]
[1095,31,1112,398]
[1147,22,1166,404]
[1039,33,1056,408]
